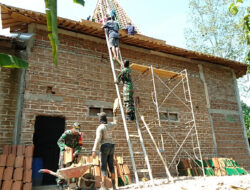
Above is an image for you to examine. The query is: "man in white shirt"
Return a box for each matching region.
[92,110,118,190]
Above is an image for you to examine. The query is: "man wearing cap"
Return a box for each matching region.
[57,122,83,189]
[92,110,118,190]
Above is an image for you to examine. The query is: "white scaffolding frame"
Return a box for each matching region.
[131,64,205,176]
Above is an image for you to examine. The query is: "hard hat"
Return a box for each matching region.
[73,122,80,130]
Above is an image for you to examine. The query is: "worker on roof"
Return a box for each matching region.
[102,15,122,65]
[57,122,83,190]
[92,101,118,190]
[116,59,136,121]
[110,9,117,20]
[125,22,135,35]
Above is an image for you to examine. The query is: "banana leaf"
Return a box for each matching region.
[0,53,28,68]
[44,0,85,66]
[45,0,59,66]
[73,0,85,6]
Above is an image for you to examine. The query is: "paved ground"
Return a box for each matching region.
[119,175,250,190]
[32,175,250,190]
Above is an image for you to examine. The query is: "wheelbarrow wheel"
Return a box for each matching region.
[79,173,95,190]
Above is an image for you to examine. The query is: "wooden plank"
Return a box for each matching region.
[10,23,28,33]
[130,63,182,79]
[2,18,18,25]
[1,13,12,19]
[11,12,35,23]
[1,6,10,13]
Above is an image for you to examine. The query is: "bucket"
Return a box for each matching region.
[32,158,43,186]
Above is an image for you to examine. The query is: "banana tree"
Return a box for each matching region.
[0,53,28,68]
[44,0,85,66]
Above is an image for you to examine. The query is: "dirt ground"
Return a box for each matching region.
[117,175,250,190]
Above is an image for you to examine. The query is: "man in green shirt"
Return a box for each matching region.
[57,122,83,189]
[116,59,135,121]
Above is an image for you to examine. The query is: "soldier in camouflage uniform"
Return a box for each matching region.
[57,122,83,189]
[116,59,135,120]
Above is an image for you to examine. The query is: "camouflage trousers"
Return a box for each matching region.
[123,83,135,114]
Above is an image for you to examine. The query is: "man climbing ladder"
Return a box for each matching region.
[102,15,122,65]
[99,0,155,184]
[116,59,135,121]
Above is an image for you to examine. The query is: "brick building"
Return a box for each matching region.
[0,1,249,185]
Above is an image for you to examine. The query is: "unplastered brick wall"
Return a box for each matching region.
[203,64,250,169]
[0,67,19,152]
[19,26,248,179]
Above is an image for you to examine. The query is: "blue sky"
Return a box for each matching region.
[0,0,189,48]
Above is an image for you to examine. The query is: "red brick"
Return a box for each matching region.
[0,155,7,167]
[16,145,25,156]
[6,154,15,167]
[123,164,130,175]
[11,181,22,190]
[3,167,13,180]
[22,182,32,190]
[95,176,101,188]
[24,157,32,169]
[11,145,17,155]
[94,166,101,176]
[23,169,32,183]
[105,177,112,188]
[24,145,34,158]
[13,168,23,181]
[2,145,11,155]
[0,167,4,180]
[14,156,24,168]
[1,180,13,190]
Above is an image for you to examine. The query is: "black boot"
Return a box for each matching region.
[130,112,135,121]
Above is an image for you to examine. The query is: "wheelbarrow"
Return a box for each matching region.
[39,163,96,190]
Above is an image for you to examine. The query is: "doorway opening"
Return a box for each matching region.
[33,116,65,185]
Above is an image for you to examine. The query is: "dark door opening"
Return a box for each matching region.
[33,116,65,185]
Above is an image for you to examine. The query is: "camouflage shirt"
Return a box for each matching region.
[57,130,83,154]
[117,67,133,85]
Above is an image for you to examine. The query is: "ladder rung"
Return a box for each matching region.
[136,169,149,173]
[133,152,144,154]
[129,135,139,138]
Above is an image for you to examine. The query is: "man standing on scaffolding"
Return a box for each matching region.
[116,59,135,121]
[102,15,122,65]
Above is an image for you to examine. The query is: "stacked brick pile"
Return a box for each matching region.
[177,158,248,177]
[0,145,34,190]
[78,155,131,189]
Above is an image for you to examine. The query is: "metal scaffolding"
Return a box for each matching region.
[131,63,205,177]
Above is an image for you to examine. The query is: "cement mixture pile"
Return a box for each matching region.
[118,175,250,190]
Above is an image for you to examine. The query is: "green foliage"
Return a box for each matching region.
[229,0,250,71]
[0,53,28,68]
[44,0,85,66]
[73,0,85,6]
[45,0,58,66]
[185,0,247,62]
[185,0,249,98]
[241,101,250,138]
